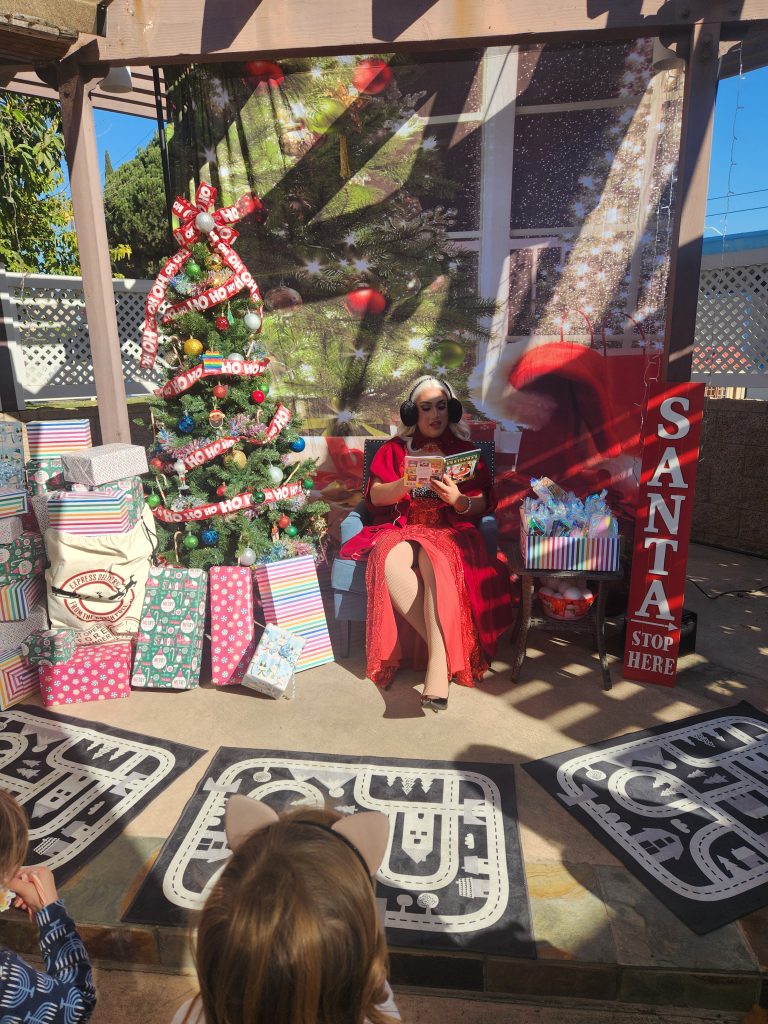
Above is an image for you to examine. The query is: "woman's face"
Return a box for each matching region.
[415,385,449,438]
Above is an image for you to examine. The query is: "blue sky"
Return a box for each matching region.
[90,63,768,238]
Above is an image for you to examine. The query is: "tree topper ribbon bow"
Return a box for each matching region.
[139,181,263,370]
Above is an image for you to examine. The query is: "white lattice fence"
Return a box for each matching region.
[0,271,168,406]
[693,250,768,387]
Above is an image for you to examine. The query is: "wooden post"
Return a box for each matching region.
[58,60,132,442]
[663,22,721,382]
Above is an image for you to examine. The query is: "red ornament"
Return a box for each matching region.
[343,285,387,318]
[244,60,285,88]
[251,390,266,404]
[237,194,268,224]
[278,514,291,529]
[215,315,229,331]
[216,485,227,497]
[149,457,165,472]
[212,384,228,400]
[352,58,393,95]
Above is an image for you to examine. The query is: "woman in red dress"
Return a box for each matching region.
[340,376,512,711]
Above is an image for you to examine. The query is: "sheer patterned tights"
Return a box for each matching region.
[383,541,450,699]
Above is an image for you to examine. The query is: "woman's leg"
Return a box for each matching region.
[383,541,427,643]
[417,547,450,700]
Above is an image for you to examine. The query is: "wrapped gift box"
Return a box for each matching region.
[27,419,92,458]
[130,566,207,690]
[22,628,77,666]
[69,476,145,522]
[519,510,621,572]
[0,517,22,544]
[0,576,46,622]
[0,489,28,519]
[39,641,132,706]
[0,604,49,655]
[26,457,65,496]
[47,488,138,535]
[62,444,149,486]
[0,532,47,580]
[209,566,256,687]
[0,421,25,490]
[253,555,333,672]
[242,623,305,699]
[0,647,39,710]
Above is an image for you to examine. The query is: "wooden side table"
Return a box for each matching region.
[507,546,623,691]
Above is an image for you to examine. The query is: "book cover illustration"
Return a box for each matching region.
[403,448,481,487]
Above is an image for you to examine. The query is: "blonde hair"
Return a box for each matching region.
[192,806,396,1024]
[0,790,29,883]
[396,376,470,441]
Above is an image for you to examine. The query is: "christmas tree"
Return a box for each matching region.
[165,55,496,435]
[139,181,329,569]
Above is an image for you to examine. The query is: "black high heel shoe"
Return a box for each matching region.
[421,694,448,712]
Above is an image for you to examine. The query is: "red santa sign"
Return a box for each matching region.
[623,381,705,686]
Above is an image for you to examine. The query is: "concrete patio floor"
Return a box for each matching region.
[1,541,766,1022]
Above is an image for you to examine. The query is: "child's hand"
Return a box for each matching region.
[9,866,57,915]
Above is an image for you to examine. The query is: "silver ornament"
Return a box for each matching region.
[239,546,257,566]
[228,352,245,362]
[267,465,284,485]
[244,311,263,332]
[195,211,215,233]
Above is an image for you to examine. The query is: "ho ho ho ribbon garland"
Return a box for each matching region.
[177,404,293,471]
[140,181,263,371]
[154,358,270,399]
[152,480,306,524]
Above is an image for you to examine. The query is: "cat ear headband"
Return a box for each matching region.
[224,795,390,875]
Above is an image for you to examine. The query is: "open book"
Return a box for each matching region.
[403,448,482,487]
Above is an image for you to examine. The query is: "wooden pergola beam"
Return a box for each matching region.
[90,0,768,65]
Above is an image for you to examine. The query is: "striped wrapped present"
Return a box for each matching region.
[27,419,92,458]
[47,488,138,535]
[519,515,621,572]
[0,489,28,518]
[69,476,145,521]
[0,647,39,710]
[253,555,333,672]
[0,575,46,622]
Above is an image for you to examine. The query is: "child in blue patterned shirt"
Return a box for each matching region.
[0,789,96,1023]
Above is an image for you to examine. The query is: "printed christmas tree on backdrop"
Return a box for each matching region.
[138,181,328,569]
[165,55,496,434]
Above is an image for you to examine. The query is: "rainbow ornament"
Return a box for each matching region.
[202,352,224,373]
[253,555,333,672]
[0,647,39,710]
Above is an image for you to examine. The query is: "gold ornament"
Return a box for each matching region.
[183,338,204,357]
[224,449,248,470]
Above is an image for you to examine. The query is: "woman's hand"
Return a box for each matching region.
[9,866,58,915]
[430,473,465,509]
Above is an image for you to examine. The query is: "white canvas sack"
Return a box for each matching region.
[45,506,157,635]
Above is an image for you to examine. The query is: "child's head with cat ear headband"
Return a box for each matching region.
[189,796,395,1024]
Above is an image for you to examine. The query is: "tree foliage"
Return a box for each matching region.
[0,94,78,273]
[103,138,170,278]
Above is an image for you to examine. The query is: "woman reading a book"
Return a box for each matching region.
[340,376,511,710]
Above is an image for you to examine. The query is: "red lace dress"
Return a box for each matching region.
[339,431,513,688]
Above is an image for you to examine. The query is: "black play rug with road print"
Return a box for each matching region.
[524,701,768,934]
[123,747,535,957]
[0,705,204,884]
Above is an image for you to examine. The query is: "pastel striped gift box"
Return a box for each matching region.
[0,489,28,518]
[253,555,333,672]
[519,516,621,572]
[69,476,145,522]
[47,488,137,535]
[0,647,39,710]
[0,575,45,622]
[27,419,92,458]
